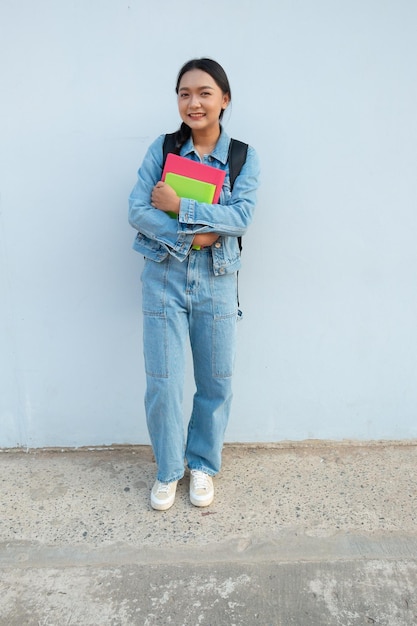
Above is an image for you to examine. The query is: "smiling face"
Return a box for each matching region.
[177,69,230,136]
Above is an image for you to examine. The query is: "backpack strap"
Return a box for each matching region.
[227,139,248,191]
[162,132,179,167]
[228,139,248,253]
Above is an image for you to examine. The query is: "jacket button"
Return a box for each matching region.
[214,242,221,248]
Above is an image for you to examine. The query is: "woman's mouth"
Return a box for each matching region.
[188,113,205,120]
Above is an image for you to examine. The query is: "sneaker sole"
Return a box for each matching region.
[151,495,176,511]
[190,493,214,507]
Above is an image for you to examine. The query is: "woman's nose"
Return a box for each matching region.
[189,94,201,108]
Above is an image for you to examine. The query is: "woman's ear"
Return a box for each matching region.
[222,93,231,110]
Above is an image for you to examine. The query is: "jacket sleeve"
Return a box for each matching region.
[128,135,195,261]
[177,146,260,237]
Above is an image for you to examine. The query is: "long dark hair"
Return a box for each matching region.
[172,58,232,152]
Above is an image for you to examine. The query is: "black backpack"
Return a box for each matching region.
[162,132,248,251]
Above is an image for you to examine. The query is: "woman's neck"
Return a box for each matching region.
[192,128,221,157]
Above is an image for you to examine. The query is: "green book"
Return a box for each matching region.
[162,153,225,218]
[165,172,216,215]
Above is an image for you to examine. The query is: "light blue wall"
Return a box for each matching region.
[1,0,416,447]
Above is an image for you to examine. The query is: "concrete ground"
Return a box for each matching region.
[0,442,417,625]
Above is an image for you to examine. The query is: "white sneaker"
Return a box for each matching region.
[189,470,214,507]
[151,480,178,511]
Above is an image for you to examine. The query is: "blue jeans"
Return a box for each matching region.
[141,249,238,483]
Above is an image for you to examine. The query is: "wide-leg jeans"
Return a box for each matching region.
[141,248,238,483]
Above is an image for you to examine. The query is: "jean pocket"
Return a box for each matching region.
[212,312,237,378]
[143,312,168,378]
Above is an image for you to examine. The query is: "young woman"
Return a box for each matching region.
[128,58,260,511]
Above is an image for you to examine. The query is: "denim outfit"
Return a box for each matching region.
[129,129,260,482]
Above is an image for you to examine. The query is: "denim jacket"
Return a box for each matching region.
[128,128,260,276]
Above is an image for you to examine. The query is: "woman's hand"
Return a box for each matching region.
[151,182,181,215]
[192,233,219,248]
[151,182,218,247]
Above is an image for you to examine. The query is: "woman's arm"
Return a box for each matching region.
[177,145,260,238]
[128,136,195,260]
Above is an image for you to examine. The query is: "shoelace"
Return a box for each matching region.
[156,482,171,494]
[191,470,210,491]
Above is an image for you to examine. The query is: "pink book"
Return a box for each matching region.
[162,153,226,204]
